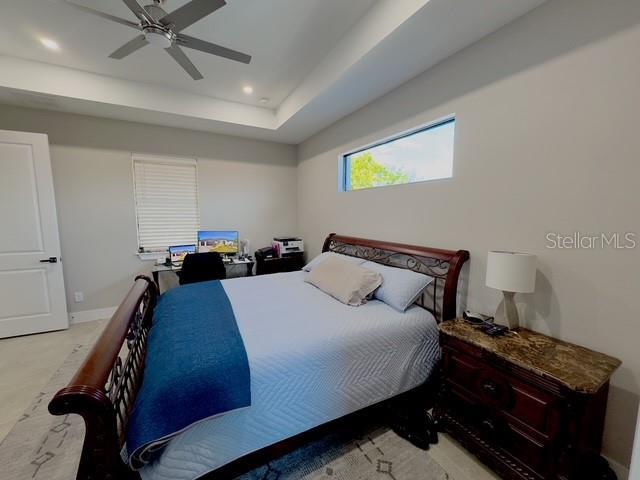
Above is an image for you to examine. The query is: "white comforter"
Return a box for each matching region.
[140,271,440,480]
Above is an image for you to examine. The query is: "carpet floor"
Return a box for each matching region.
[0,341,449,480]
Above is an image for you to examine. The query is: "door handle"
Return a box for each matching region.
[40,257,58,263]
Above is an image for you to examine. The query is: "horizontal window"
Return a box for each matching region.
[341,118,455,191]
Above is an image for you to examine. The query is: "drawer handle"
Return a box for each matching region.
[481,418,497,435]
[482,380,500,399]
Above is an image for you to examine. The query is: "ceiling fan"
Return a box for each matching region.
[63,0,251,80]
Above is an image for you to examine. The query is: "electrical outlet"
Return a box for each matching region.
[74,291,84,303]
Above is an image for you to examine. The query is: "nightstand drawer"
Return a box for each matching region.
[478,413,549,476]
[441,387,550,479]
[443,345,560,439]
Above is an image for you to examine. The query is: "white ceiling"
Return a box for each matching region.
[0,0,377,108]
[0,0,546,143]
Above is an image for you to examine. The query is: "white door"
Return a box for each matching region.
[0,129,68,338]
[631,411,640,479]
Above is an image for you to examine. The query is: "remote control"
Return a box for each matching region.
[480,323,509,336]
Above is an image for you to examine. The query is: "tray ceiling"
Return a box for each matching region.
[0,0,546,143]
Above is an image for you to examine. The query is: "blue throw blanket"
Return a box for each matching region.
[126,280,251,468]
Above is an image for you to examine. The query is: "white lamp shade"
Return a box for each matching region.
[486,251,537,293]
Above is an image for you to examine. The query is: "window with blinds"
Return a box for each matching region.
[132,155,199,251]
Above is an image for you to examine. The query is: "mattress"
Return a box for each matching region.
[140,270,441,480]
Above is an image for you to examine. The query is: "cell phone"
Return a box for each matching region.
[463,310,494,325]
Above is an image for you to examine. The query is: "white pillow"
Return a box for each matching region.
[303,251,366,272]
[305,256,382,306]
[361,261,434,312]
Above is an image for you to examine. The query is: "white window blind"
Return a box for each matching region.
[133,155,199,251]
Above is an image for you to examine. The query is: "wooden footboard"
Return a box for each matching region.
[49,275,157,480]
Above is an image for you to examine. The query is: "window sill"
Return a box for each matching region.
[136,252,167,262]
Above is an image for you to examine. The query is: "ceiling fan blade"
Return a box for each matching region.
[165,46,203,80]
[122,0,155,24]
[109,35,149,59]
[62,1,141,29]
[160,0,226,32]
[176,34,251,64]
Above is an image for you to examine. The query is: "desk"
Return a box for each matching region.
[151,259,254,286]
[255,253,304,275]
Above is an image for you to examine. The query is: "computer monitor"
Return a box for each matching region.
[169,244,196,263]
[197,231,239,255]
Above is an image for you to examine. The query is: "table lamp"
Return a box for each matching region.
[486,251,537,330]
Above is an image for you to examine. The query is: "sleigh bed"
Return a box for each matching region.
[49,233,469,480]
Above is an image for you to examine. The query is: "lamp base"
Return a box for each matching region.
[494,291,520,330]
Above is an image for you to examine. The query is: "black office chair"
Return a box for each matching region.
[179,252,226,285]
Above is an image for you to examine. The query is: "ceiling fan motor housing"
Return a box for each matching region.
[144,4,168,22]
[142,4,174,48]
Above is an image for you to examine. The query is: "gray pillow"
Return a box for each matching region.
[303,251,366,272]
[361,261,434,312]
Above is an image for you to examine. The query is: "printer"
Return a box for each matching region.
[272,237,304,258]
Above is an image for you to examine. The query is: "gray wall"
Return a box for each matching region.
[297,0,640,472]
[0,105,298,313]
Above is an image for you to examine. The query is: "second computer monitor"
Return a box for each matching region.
[197,230,239,255]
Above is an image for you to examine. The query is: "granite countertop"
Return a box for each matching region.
[440,319,621,394]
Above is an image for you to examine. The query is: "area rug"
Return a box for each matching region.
[0,342,449,480]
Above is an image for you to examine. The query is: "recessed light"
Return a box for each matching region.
[260,97,270,104]
[40,38,60,51]
[242,85,254,95]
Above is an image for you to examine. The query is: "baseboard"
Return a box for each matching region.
[605,455,630,480]
[69,306,117,324]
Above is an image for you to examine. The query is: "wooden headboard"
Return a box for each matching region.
[322,233,469,322]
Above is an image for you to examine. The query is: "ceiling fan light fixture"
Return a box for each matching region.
[143,27,174,49]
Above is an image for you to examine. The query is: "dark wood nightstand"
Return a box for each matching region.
[435,319,621,480]
[255,252,304,275]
